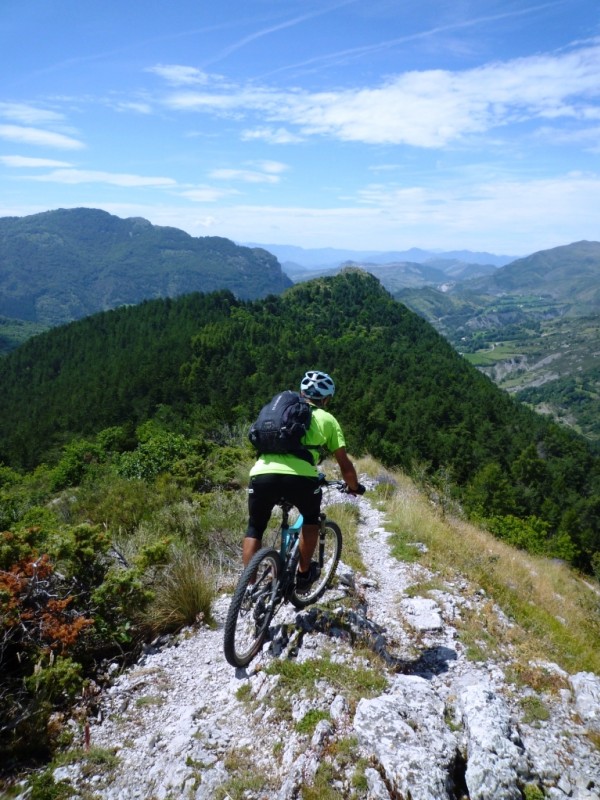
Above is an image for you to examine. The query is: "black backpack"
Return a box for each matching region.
[248,390,313,463]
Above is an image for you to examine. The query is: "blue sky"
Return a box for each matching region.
[2,0,600,255]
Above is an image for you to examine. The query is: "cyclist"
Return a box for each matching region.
[243,370,365,590]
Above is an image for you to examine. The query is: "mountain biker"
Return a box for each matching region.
[243,370,365,590]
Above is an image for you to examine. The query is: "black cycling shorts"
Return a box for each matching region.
[245,473,322,540]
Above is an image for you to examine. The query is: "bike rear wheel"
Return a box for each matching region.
[223,547,281,668]
[291,520,342,609]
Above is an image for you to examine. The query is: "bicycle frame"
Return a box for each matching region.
[278,503,330,598]
[278,503,303,598]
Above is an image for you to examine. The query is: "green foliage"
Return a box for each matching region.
[523,784,545,800]
[294,709,330,734]
[0,316,49,356]
[486,515,551,555]
[463,462,517,517]
[90,568,153,644]
[27,770,74,800]
[0,421,253,770]
[116,431,191,481]
[1,269,599,572]
[519,695,550,725]
[0,464,21,488]
[73,475,160,534]
[24,656,84,705]
[48,439,104,492]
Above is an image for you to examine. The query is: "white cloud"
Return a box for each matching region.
[252,160,288,174]
[114,101,153,114]
[241,127,303,144]
[351,172,600,248]
[159,42,600,148]
[0,155,73,168]
[0,103,65,125]
[99,169,600,252]
[0,125,85,150]
[535,124,600,152]
[148,64,212,86]
[178,186,240,202]
[209,167,282,184]
[26,169,176,187]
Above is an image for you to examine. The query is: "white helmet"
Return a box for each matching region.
[300,370,335,399]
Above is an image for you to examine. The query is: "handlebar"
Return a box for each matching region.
[317,474,366,495]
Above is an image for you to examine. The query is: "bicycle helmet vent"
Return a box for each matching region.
[300,370,335,399]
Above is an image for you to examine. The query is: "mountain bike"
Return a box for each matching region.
[223,478,345,668]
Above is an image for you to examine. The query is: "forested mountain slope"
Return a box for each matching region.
[1,269,598,571]
[0,207,291,329]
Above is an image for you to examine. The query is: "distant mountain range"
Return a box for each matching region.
[0,208,291,328]
[244,242,518,270]
[245,242,517,291]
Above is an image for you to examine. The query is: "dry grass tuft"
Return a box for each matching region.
[143,545,216,635]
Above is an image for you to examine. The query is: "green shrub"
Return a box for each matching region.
[486,515,550,555]
[49,439,103,492]
[74,476,159,534]
[486,514,578,562]
[90,568,153,645]
[116,432,191,481]
[138,500,208,550]
[0,464,21,489]
[24,656,84,705]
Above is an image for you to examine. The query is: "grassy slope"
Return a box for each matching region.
[359,456,600,675]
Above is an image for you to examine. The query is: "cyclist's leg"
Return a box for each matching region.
[278,475,322,574]
[244,475,279,566]
[298,524,320,572]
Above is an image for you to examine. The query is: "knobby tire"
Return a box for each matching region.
[223,547,281,668]
[291,520,342,609]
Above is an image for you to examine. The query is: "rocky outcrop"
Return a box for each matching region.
[27,483,600,800]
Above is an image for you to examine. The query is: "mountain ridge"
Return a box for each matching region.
[9,473,600,798]
[0,208,292,328]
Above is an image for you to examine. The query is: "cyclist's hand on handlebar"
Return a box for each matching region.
[343,482,366,495]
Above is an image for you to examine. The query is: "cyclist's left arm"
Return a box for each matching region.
[333,447,362,494]
[314,409,365,494]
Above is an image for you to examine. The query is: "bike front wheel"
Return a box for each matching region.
[223,547,281,668]
[291,520,342,609]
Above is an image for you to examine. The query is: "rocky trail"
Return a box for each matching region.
[35,481,600,799]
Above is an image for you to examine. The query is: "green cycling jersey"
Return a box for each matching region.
[249,406,346,478]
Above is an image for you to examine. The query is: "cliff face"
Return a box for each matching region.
[32,482,600,799]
